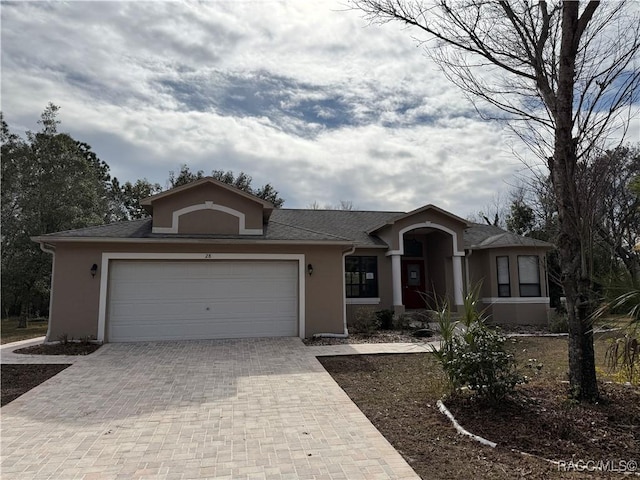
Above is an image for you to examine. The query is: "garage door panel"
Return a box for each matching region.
[110,277,297,300]
[110,323,296,342]
[109,298,298,318]
[107,260,299,342]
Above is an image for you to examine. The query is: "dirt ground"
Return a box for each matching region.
[1,342,100,407]
[1,364,70,406]
[13,342,101,356]
[319,348,639,479]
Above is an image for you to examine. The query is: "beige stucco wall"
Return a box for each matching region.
[481,247,550,298]
[467,250,491,296]
[150,183,265,233]
[376,208,466,253]
[468,246,551,325]
[46,241,346,341]
[178,209,241,235]
[484,303,551,326]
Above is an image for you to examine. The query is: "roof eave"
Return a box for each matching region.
[467,243,554,251]
[31,236,355,246]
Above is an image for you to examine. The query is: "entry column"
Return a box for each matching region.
[452,254,464,308]
[390,253,404,314]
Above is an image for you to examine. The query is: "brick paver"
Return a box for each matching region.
[1,338,420,479]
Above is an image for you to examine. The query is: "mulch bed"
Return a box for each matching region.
[320,353,639,479]
[2,343,100,406]
[1,364,70,407]
[303,329,436,345]
[13,343,101,355]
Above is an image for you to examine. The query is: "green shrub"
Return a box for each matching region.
[431,303,457,390]
[592,279,640,385]
[376,309,395,330]
[393,313,412,330]
[431,284,524,402]
[349,307,379,334]
[447,324,524,402]
[79,335,96,345]
[549,311,569,333]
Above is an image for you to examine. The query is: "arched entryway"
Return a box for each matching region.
[387,221,465,314]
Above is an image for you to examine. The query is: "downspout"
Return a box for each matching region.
[464,249,473,288]
[38,242,56,342]
[312,244,356,338]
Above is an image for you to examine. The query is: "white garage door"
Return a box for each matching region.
[107,260,298,342]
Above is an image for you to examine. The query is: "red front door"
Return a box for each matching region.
[402,260,426,309]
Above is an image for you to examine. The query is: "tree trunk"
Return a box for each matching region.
[550,2,599,401]
[17,305,28,329]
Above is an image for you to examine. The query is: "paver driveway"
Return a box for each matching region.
[1,338,419,480]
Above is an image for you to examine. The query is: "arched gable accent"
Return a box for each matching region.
[386,221,465,257]
[151,201,263,235]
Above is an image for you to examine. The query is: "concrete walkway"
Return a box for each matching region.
[307,341,438,357]
[1,338,421,480]
[1,336,95,364]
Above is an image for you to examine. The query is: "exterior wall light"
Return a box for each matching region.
[307,263,313,276]
[90,263,98,278]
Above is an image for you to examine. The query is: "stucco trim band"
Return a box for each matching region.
[482,297,550,304]
[346,298,381,305]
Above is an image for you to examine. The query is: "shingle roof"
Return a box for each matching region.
[34,210,398,245]
[464,223,554,249]
[271,209,400,246]
[37,219,153,238]
[34,211,553,250]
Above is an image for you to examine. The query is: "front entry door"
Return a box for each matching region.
[401,260,426,309]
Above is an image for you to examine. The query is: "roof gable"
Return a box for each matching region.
[141,177,274,236]
[367,204,468,234]
[140,177,274,210]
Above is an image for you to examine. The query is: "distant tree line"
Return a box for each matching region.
[1,104,285,321]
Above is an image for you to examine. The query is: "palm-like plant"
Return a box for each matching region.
[595,266,640,384]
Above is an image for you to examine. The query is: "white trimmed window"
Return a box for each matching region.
[345,256,378,298]
[518,255,541,297]
[496,256,510,297]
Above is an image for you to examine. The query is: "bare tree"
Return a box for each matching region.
[467,192,508,227]
[307,200,357,210]
[349,0,640,400]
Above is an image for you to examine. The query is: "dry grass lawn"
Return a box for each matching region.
[1,318,48,344]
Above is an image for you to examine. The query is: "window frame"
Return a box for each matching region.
[345,256,379,299]
[496,255,511,297]
[517,255,541,297]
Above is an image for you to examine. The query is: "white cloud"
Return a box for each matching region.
[4,0,623,222]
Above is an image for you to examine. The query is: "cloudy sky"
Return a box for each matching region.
[2,1,558,217]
